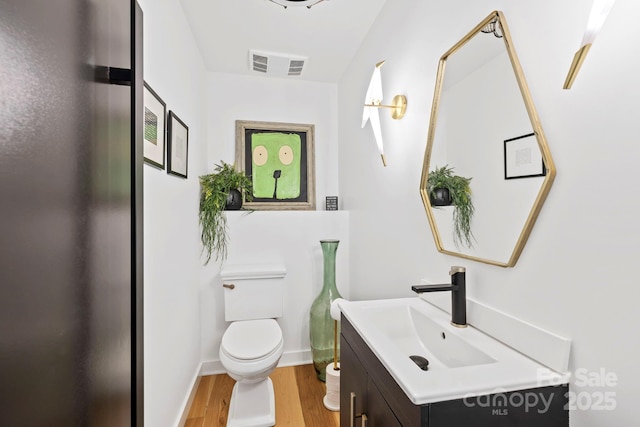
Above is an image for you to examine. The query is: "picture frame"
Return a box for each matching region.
[504,133,546,180]
[167,111,189,178]
[236,120,316,210]
[143,82,166,169]
[325,196,338,211]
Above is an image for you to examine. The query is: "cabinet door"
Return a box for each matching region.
[341,336,368,427]
[367,379,402,427]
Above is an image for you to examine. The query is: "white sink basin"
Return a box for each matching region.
[340,297,569,405]
[364,302,495,369]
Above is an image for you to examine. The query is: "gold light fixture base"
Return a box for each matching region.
[563,44,592,90]
[380,153,387,167]
[390,95,407,119]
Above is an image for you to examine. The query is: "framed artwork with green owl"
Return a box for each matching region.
[235,120,316,210]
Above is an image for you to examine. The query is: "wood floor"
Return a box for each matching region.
[185,364,340,427]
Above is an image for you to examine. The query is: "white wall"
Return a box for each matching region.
[340,0,640,426]
[204,72,340,201]
[138,0,207,426]
[200,211,350,373]
[201,72,349,372]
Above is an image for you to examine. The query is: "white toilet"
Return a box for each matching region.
[219,264,286,427]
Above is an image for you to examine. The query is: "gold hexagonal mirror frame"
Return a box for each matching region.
[420,11,556,267]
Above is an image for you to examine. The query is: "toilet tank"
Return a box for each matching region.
[220,264,286,321]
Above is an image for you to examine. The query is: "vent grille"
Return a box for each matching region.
[288,60,305,76]
[249,50,307,77]
[252,54,268,73]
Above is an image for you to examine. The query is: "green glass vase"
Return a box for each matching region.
[309,239,342,382]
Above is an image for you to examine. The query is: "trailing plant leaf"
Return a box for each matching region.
[199,162,253,264]
[427,165,475,248]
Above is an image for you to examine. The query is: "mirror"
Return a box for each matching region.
[420,11,556,267]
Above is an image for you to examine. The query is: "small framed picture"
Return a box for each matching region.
[167,111,189,178]
[325,196,338,211]
[235,120,315,210]
[504,133,546,179]
[143,82,166,169]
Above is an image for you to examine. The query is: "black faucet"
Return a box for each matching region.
[411,266,467,327]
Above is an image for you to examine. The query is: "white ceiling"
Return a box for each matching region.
[180,0,388,83]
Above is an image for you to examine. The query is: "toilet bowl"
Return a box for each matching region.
[220,319,283,427]
[219,265,286,427]
[220,319,284,383]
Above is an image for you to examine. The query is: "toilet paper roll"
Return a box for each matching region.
[323,363,340,411]
[330,298,347,321]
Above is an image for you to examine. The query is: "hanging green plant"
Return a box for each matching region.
[199,162,253,264]
[427,165,475,248]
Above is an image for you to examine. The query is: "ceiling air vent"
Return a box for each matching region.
[288,60,305,76]
[249,50,307,77]
[252,53,268,73]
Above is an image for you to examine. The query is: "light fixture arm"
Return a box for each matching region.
[563,0,616,89]
[364,95,408,120]
[563,44,592,89]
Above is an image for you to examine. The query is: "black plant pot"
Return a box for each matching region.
[430,188,453,206]
[225,189,243,210]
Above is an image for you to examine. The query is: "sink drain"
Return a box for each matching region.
[409,355,430,371]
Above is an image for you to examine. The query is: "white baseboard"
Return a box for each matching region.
[200,349,313,376]
[278,349,313,368]
[176,364,202,427]
[200,359,225,376]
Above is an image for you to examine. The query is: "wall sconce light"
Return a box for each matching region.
[361,60,407,167]
[563,0,616,89]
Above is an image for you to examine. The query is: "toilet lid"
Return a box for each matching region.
[222,319,282,360]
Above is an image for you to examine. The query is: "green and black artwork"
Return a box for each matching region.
[251,132,301,200]
[236,120,315,210]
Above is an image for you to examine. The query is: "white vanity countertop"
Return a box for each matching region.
[340,297,570,405]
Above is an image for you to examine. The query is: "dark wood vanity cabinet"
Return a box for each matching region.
[341,333,402,427]
[340,316,569,427]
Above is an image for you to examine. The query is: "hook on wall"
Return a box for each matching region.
[480,17,503,38]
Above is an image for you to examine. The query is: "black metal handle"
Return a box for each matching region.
[94,65,132,86]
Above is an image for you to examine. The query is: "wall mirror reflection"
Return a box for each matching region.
[420,11,556,267]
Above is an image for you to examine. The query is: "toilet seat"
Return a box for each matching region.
[221,319,283,361]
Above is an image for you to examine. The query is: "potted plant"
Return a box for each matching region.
[199,161,253,264]
[427,165,475,248]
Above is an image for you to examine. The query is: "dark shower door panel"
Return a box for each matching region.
[0,0,142,425]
